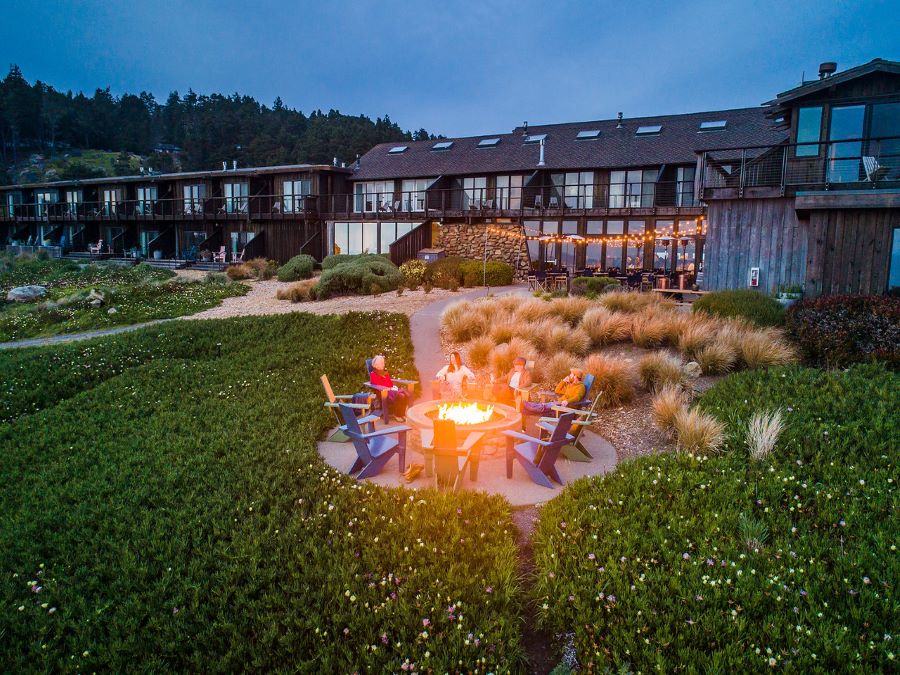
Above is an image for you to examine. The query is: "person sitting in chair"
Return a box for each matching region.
[491,356,533,405]
[370,354,410,421]
[523,367,585,416]
[435,351,475,399]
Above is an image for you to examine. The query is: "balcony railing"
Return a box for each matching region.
[701,136,900,198]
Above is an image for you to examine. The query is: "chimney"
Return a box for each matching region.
[616,112,624,129]
[333,156,338,167]
[819,61,837,79]
[232,159,237,170]
[522,121,528,136]
[355,154,361,170]
[341,161,346,168]
[222,161,227,171]
[538,138,545,167]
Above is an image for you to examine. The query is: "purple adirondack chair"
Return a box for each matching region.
[339,403,410,479]
[502,412,576,488]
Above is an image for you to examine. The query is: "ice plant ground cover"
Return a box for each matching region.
[532,363,897,672]
[0,313,524,672]
[0,256,247,341]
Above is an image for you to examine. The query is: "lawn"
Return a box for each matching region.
[532,363,898,672]
[0,313,524,672]
[0,257,246,341]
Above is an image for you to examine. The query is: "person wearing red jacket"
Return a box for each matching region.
[370,354,410,421]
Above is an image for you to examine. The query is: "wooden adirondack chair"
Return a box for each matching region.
[364,357,418,423]
[339,403,410,479]
[321,374,378,442]
[502,412,576,488]
[537,394,603,462]
[212,246,227,263]
[419,420,484,490]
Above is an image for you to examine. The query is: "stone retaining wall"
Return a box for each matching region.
[433,222,531,279]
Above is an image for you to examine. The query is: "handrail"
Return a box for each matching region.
[388,222,432,266]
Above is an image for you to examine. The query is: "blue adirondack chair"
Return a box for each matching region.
[364,357,418,423]
[537,395,602,462]
[339,403,410,479]
[503,412,576,488]
[534,372,595,409]
[321,374,378,442]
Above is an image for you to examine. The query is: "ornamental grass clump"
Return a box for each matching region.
[638,351,687,392]
[517,317,565,354]
[746,408,783,462]
[226,263,254,280]
[672,406,725,453]
[695,338,738,375]
[651,384,689,435]
[488,342,516,378]
[735,330,798,369]
[547,324,591,356]
[545,351,580,384]
[488,318,517,345]
[275,279,318,302]
[600,289,654,314]
[442,300,489,343]
[580,307,632,348]
[677,317,717,359]
[583,353,635,407]
[466,335,495,370]
[547,296,594,326]
[630,312,669,348]
[513,297,554,324]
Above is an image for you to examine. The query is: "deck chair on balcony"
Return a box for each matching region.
[272,201,282,214]
[212,246,227,263]
[537,395,602,462]
[321,374,378,442]
[863,156,888,183]
[548,196,560,209]
[338,403,410,479]
[88,239,104,255]
[364,358,418,423]
[419,419,484,489]
[503,412,576,488]
[532,195,544,210]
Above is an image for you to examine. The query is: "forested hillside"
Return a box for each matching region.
[0,65,439,184]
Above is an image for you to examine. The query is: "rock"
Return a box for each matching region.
[86,289,106,307]
[683,361,702,379]
[107,307,118,315]
[6,285,47,303]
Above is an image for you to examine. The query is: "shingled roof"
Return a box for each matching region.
[351,107,787,181]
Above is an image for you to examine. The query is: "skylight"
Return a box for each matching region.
[388,145,408,154]
[576,129,601,140]
[635,125,662,136]
[431,141,453,151]
[524,133,547,144]
[699,120,727,131]
[477,137,501,148]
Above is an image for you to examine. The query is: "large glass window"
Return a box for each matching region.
[551,172,594,208]
[890,228,900,293]
[65,190,82,217]
[585,220,603,268]
[463,177,487,209]
[103,189,120,216]
[183,184,205,214]
[654,220,675,272]
[560,220,579,270]
[626,220,646,270]
[676,167,696,206]
[796,106,823,157]
[135,186,157,215]
[400,178,433,212]
[224,182,249,213]
[524,220,541,269]
[5,192,22,218]
[283,180,311,213]
[542,221,559,268]
[870,102,900,166]
[605,220,624,271]
[332,222,422,255]
[676,219,698,272]
[828,105,866,182]
[140,229,160,256]
[496,174,523,210]
[354,181,393,213]
[609,170,655,207]
[35,190,57,218]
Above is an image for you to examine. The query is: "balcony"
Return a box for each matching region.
[701,136,900,204]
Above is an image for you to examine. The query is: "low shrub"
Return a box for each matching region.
[638,351,686,391]
[321,253,389,269]
[245,257,279,280]
[672,406,726,453]
[276,254,316,281]
[785,294,900,368]
[316,256,402,299]
[693,289,785,327]
[226,264,254,280]
[459,260,514,287]
[398,259,427,289]
[570,276,622,296]
[426,256,465,289]
[583,353,635,407]
[580,307,632,348]
[275,279,318,302]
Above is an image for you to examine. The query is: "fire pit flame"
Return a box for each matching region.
[437,401,494,425]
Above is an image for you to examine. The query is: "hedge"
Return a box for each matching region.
[277,254,316,282]
[459,260,514,287]
[693,289,785,327]
[570,276,621,296]
[316,256,402,298]
[322,253,390,270]
[785,294,900,369]
[425,256,465,289]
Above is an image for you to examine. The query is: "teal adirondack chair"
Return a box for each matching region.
[537,394,602,462]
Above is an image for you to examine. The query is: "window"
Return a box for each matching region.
[400,178,434,212]
[5,192,22,218]
[699,120,727,131]
[463,176,487,209]
[576,129,601,140]
[354,181,393,212]
[635,125,662,136]
[605,220,624,270]
[560,220,579,269]
[65,190,82,217]
[432,141,453,151]
[869,101,900,160]
[224,182,248,213]
[676,166,696,207]
[230,230,256,256]
[103,189,120,216]
[388,145,408,154]
[796,106,823,157]
[828,105,866,182]
[626,220,646,270]
[609,169,655,208]
[332,222,423,255]
[654,220,675,271]
[477,138,500,148]
[135,186,157,215]
[496,175,523,210]
[140,229,160,256]
[676,219,698,272]
[35,190,57,218]
[585,221,603,267]
[283,180,311,213]
[890,228,900,293]
[551,172,593,208]
[542,221,559,268]
[524,134,547,144]
[183,184,204,214]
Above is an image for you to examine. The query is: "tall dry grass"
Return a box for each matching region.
[631,312,669,349]
[600,290,656,314]
[488,343,516,378]
[547,324,591,356]
[581,307,632,348]
[467,335,495,370]
[747,409,784,461]
[695,338,738,375]
[673,407,726,454]
[275,278,318,302]
[545,351,580,384]
[584,353,635,407]
[651,385,689,435]
[638,352,687,392]
[514,298,554,324]
[677,317,718,359]
[518,317,566,354]
[488,318,517,345]
[735,330,798,369]
[547,296,594,326]
[442,300,490,343]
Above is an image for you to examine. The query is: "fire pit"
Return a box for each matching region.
[406,399,521,435]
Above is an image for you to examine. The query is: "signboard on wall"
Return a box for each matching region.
[749,267,760,287]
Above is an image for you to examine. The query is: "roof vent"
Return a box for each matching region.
[616,112,624,129]
[819,61,837,79]
[524,133,547,144]
[355,154,360,170]
[538,138,545,167]
[522,121,528,137]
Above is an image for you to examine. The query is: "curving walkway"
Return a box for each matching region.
[0,319,171,350]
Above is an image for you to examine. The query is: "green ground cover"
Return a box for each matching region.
[0,258,246,341]
[693,289,786,327]
[0,313,524,672]
[532,364,897,672]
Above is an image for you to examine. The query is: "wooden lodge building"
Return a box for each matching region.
[2,58,898,295]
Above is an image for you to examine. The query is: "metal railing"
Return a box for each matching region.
[701,136,900,197]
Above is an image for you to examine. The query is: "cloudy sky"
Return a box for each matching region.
[2,0,897,136]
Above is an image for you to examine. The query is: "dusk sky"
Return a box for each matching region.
[2,0,897,138]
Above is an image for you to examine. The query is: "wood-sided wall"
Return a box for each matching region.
[703,198,807,294]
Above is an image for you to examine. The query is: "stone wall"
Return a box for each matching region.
[432,222,531,279]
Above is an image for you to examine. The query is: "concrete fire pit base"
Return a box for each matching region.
[316,426,617,507]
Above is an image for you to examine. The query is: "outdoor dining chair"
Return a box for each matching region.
[321,374,378,442]
[339,403,410,479]
[537,394,603,462]
[502,412,576,488]
[364,358,418,423]
[419,419,484,490]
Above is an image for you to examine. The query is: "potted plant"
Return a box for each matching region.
[775,283,803,306]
